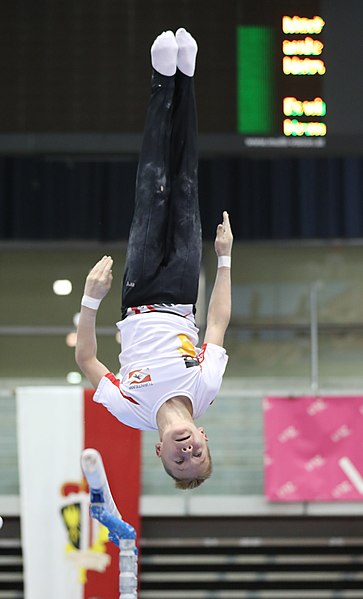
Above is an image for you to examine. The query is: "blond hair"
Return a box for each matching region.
[164,447,212,490]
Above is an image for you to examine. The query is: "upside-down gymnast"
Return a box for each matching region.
[76,28,233,489]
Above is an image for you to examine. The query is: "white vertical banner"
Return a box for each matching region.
[16,386,84,599]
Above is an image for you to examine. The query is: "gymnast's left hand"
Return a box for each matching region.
[214,211,233,257]
[84,255,113,300]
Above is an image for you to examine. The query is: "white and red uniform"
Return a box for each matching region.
[94,304,228,430]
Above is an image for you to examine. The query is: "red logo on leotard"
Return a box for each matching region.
[128,368,152,385]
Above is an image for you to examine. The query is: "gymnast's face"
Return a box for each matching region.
[155,425,209,480]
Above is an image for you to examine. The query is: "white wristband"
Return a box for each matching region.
[218,255,231,268]
[81,295,101,310]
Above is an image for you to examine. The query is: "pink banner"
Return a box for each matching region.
[264,395,363,501]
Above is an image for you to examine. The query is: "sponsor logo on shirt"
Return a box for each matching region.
[105,372,139,404]
[127,368,153,389]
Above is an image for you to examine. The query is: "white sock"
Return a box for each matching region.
[151,31,178,76]
[175,28,198,76]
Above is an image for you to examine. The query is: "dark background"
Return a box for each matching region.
[1,0,363,241]
[0,0,236,133]
[2,0,361,137]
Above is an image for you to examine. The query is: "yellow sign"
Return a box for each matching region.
[281,14,326,137]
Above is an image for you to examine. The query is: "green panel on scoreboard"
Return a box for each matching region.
[237,26,274,134]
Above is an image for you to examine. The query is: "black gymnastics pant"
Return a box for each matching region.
[121,69,202,316]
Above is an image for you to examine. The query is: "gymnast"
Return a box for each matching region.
[76,28,233,489]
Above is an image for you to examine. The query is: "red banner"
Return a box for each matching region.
[84,388,141,598]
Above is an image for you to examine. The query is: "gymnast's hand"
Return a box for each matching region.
[214,211,233,257]
[84,255,114,300]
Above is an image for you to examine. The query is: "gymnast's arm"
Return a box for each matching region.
[203,211,233,348]
[75,256,113,388]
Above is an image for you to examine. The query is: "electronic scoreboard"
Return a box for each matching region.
[1,0,362,155]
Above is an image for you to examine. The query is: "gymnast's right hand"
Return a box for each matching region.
[84,255,113,300]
